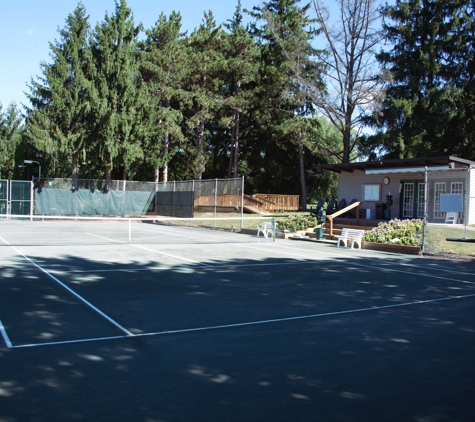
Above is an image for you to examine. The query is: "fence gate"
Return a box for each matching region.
[0,180,32,216]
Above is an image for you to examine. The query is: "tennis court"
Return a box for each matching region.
[1,217,475,421]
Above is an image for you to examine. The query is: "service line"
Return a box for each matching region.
[9,292,475,349]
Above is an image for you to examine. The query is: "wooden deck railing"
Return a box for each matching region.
[326,201,362,238]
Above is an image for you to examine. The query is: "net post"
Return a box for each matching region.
[128,218,132,242]
[272,217,276,242]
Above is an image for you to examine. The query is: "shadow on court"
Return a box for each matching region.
[1,250,475,421]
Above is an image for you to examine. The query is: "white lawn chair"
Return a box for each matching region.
[445,212,459,224]
[256,222,274,238]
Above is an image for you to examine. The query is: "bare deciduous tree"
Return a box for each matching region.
[266,0,385,163]
[312,0,385,163]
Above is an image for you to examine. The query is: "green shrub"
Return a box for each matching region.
[362,219,423,246]
[276,214,320,232]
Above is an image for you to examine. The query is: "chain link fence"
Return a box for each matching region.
[422,168,475,259]
[0,180,32,216]
[3,177,244,218]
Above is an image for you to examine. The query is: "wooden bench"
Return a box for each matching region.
[256,222,274,238]
[335,228,365,249]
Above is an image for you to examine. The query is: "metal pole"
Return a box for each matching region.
[30,180,34,221]
[241,176,244,229]
[214,178,217,228]
[272,216,276,243]
[421,167,428,253]
[8,179,11,218]
[465,168,470,239]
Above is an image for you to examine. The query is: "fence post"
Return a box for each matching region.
[214,179,218,227]
[8,179,12,217]
[241,176,244,229]
[272,217,276,242]
[30,180,34,221]
[421,167,428,253]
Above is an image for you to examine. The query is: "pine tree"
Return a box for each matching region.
[182,11,225,180]
[247,0,321,205]
[370,0,475,159]
[89,0,153,183]
[25,2,91,179]
[140,11,188,184]
[0,103,23,179]
[221,1,259,179]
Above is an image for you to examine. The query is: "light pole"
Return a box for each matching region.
[24,160,41,182]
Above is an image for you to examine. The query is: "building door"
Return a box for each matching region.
[400,180,426,219]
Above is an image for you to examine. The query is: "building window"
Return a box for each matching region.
[363,184,380,201]
[451,182,463,195]
[434,182,446,219]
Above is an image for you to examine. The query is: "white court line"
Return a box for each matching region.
[270,242,475,276]
[58,267,168,274]
[83,231,215,267]
[9,292,475,349]
[0,318,13,348]
[239,243,475,286]
[85,233,126,243]
[1,240,134,338]
[132,244,214,267]
[132,224,259,243]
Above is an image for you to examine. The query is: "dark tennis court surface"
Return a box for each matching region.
[1,236,475,421]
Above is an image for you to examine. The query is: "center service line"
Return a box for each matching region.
[132,244,214,267]
[85,232,214,267]
[7,243,134,337]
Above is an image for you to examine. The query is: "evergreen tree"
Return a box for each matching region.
[25,2,91,179]
[89,0,153,183]
[182,11,225,180]
[247,0,321,206]
[221,1,259,179]
[0,103,23,179]
[369,0,475,159]
[140,11,188,184]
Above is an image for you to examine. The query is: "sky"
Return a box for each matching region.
[0,0,262,110]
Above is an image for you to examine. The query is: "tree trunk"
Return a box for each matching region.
[162,132,169,185]
[298,129,307,210]
[162,98,170,185]
[71,151,78,189]
[154,167,159,183]
[194,118,205,180]
[233,109,240,178]
[105,164,111,191]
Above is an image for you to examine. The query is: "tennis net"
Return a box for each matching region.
[0,214,276,247]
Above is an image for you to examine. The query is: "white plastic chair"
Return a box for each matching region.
[256,222,274,238]
[445,212,459,224]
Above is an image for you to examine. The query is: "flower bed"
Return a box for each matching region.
[276,214,321,232]
[362,218,423,246]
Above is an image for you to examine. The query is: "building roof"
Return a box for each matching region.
[318,156,475,173]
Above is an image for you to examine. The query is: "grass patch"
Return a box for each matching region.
[425,226,475,256]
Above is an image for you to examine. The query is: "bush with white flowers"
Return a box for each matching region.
[362,219,423,246]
